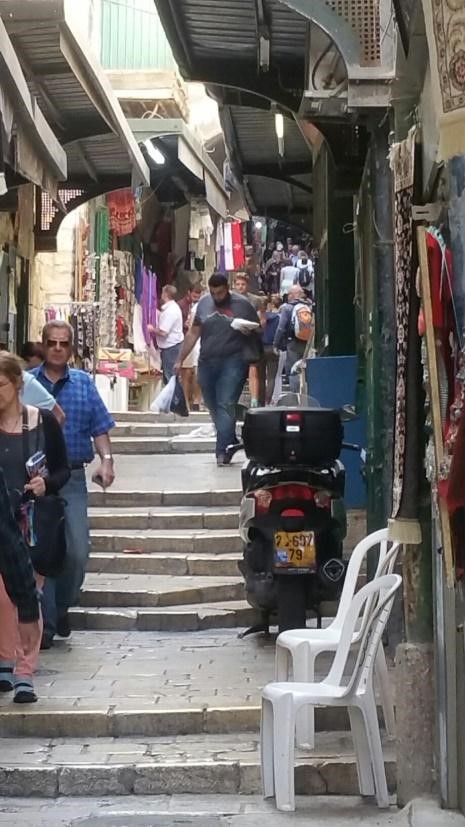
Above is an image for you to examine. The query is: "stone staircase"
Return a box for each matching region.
[0,410,393,802]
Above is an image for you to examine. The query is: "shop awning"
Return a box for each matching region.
[1,0,150,190]
[220,105,313,229]
[129,118,229,218]
[0,16,67,194]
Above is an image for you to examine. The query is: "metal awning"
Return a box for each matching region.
[221,105,313,229]
[1,0,149,189]
[0,16,66,193]
[129,118,229,218]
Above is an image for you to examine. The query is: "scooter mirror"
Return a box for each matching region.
[340,404,357,422]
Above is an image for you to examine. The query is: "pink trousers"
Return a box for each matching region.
[0,574,43,679]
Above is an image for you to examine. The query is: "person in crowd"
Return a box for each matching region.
[0,466,41,691]
[234,273,266,407]
[0,352,69,701]
[178,283,202,333]
[279,257,300,301]
[263,295,282,404]
[263,242,275,265]
[290,244,300,267]
[296,251,315,298]
[32,321,115,649]
[175,272,260,465]
[149,285,184,384]
[273,285,314,393]
[21,370,65,425]
[181,298,203,412]
[20,342,44,369]
[263,250,283,296]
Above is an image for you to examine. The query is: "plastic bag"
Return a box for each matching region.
[150,376,176,413]
[170,377,189,418]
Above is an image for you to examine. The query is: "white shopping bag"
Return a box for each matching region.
[150,375,176,413]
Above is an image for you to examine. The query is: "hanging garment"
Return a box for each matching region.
[388,128,422,543]
[224,223,234,271]
[107,189,136,236]
[142,268,158,345]
[132,302,147,353]
[232,221,245,269]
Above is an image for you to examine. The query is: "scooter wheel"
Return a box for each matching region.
[277,576,307,633]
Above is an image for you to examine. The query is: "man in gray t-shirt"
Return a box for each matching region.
[175,273,260,465]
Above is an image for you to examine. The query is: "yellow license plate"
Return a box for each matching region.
[274,531,316,569]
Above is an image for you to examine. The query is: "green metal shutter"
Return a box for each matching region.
[100,0,176,70]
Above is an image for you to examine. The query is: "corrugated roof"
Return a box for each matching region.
[1,1,149,187]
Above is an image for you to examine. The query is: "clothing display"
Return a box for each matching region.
[99,254,117,348]
[389,128,422,542]
[45,303,100,369]
[224,222,234,271]
[141,266,158,346]
[107,189,137,237]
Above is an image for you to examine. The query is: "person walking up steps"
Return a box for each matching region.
[175,272,260,465]
[273,285,314,393]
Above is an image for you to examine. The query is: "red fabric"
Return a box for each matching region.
[426,231,453,328]
[107,189,136,236]
[232,222,245,268]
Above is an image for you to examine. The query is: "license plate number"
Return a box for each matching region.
[274,531,316,569]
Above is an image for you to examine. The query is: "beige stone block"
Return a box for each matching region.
[58,765,135,796]
[0,767,58,797]
[133,761,239,794]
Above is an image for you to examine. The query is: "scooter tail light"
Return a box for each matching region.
[285,413,302,423]
[314,490,332,509]
[248,489,273,514]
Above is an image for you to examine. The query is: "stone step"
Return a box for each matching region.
[0,795,401,826]
[111,437,218,455]
[88,489,242,508]
[79,574,245,608]
[69,600,259,632]
[113,422,213,437]
[90,529,242,555]
[0,732,396,798]
[111,411,211,423]
[87,552,241,577]
[88,506,239,531]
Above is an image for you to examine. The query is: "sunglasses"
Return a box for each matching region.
[46,339,71,348]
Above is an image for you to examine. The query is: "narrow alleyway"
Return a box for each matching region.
[0,410,396,823]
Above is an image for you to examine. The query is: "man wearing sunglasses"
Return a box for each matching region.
[31,321,115,648]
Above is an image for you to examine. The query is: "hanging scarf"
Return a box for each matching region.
[224,223,234,271]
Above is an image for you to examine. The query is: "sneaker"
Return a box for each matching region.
[0,680,13,693]
[56,611,71,638]
[217,451,233,467]
[14,689,38,704]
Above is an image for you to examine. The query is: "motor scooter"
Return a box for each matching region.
[234,394,361,635]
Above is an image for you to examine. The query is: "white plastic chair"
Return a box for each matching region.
[275,528,400,748]
[261,572,402,812]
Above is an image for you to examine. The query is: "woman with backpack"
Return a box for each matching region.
[273,285,314,393]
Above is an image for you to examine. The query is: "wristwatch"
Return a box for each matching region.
[102,453,114,463]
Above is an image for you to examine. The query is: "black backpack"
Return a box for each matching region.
[298,264,312,289]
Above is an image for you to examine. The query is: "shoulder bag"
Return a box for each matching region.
[21,407,67,577]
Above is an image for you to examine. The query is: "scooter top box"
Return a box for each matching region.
[242,406,343,467]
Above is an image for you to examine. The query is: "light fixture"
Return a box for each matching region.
[275,113,285,157]
[259,35,270,71]
[274,113,284,139]
[254,220,263,230]
[144,139,165,165]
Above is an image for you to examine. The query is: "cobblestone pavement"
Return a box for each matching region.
[0,795,401,826]
[0,629,276,711]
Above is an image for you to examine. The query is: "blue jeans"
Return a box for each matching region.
[161,343,182,384]
[197,356,247,456]
[42,468,89,637]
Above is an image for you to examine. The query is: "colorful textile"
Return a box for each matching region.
[232,221,245,269]
[141,268,158,346]
[389,128,422,540]
[107,189,136,236]
[224,223,234,271]
[422,0,465,160]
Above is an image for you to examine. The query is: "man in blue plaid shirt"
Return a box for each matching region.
[32,320,115,648]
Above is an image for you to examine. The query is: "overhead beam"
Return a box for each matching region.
[73,141,98,182]
[192,62,302,113]
[242,161,312,179]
